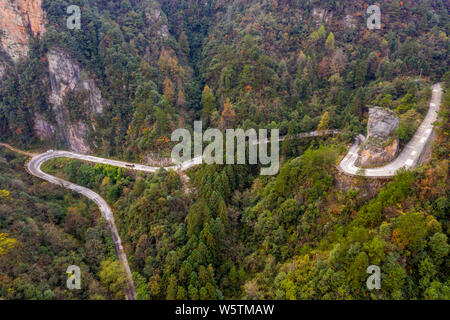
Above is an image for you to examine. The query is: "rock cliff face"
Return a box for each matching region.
[356,107,400,168]
[343,14,356,29]
[0,0,46,62]
[144,1,170,40]
[0,60,7,78]
[0,1,105,153]
[366,107,399,138]
[33,113,55,140]
[335,171,389,200]
[46,48,105,153]
[312,8,333,25]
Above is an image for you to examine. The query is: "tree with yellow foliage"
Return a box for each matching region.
[0,233,16,256]
[0,189,10,200]
[98,259,126,300]
[158,49,180,78]
[317,111,330,131]
[163,77,176,104]
[202,85,217,125]
[325,32,335,51]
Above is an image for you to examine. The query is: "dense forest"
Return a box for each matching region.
[0,148,126,299]
[1,0,448,156]
[39,88,449,299]
[0,0,449,300]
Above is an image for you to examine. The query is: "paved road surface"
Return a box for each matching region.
[338,83,442,177]
[5,84,441,298]
[252,129,341,145]
[19,129,338,299]
[26,152,136,300]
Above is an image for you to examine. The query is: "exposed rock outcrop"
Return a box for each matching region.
[48,48,104,115]
[356,107,400,168]
[0,60,7,78]
[312,8,333,25]
[67,123,91,155]
[46,47,105,153]
[0,0,46,62]
[357,139,399,168]
[335,170,389,200]
[33,113,55,140]
[343,14,356,29]
[144,1,169,40]
[366,107,399,139]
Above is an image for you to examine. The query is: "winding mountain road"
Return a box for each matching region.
[26,152,137,300]
[338,83,442,178]
[251,129,342,145]
[2,83,441,299]
[19,130,339,299]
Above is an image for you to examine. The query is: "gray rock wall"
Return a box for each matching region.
[42,47,105,153]
[356,107,400,168]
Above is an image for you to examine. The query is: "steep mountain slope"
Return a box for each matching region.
[0,0,449,300]
[0,0,448,156]
[1,0,193,159]
[0,0,46,63]
[0,148,121,299]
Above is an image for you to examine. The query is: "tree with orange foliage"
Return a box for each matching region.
[221,98,236,127]
[393,212,428,251]
[163,77,175,104]
[158,49,180,78]
[177,89,187,107]
[318,57,331,80]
